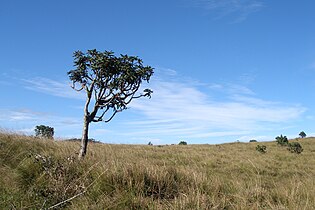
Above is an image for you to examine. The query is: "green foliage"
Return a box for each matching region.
[178,141,187,145]
[299,131,306,138]
[249,139,257,142]
[148,141,153,146]
[276,134,288,146]
[256,145,267,153]
[35,125,54,139]
[288,142,303,154]
[68,49,154,123]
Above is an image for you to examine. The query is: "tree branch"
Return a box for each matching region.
[70,82,84,92]
[92,106,110,122]
[104,110,120,123]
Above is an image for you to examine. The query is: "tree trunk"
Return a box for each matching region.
[79,115,90,159]
[79,88,93,159]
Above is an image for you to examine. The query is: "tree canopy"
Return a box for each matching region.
[299,131,306,138]
[34,125,54,139]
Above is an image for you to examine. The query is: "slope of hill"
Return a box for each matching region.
[1,132,315,209]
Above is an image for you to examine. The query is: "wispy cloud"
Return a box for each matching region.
[126,70,305,142]
[0,109,46,121]
[16,69,306,144]
[208,83,255,95]
[191,0,264,22]
[132,80,303,125]
[310,61,315,70]
[22,77,85,100]
[0,108,82,136]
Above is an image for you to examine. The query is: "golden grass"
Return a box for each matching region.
[1,132,315,209]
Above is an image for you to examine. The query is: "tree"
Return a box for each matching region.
[299,131,306,138]
[68,49,153,158]
[35,125,54,139]
[178,141,187,145]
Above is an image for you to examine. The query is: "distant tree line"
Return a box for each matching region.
[65,138,102,144]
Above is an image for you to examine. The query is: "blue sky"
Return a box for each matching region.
[1,0,315,144]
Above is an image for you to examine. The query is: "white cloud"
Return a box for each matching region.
[132,80,303,125]
[191,0,264,22]
[208,83,255,96]
[17,127,35,135]
[225,84,255,95]
[0,108,82,137]
[1,109,46,121]
[15,69,306,144]
[127,73,305,142]
[22,77,85,100]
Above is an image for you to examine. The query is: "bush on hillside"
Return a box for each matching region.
[249,139,257,143]
[288,142,303,154]
[256,145,267,153]
[276,135,288,146]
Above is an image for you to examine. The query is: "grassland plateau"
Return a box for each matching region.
[1,132,315,209]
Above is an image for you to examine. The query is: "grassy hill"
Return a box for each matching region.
[1,132,315,209]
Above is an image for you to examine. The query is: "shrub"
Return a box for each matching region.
[148,141,153,146]
[256,145,267,153]
[178,141,187,145]
[276,135,288,146]
[249,139,257,143]
[288,142,303,154]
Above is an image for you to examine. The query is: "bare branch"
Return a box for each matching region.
[91,106,109,122]
[70,82,84,92]
[104,110,120,123]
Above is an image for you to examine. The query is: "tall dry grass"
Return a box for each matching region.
[1,132,315,209]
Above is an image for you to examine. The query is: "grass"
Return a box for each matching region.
[1,132,315,209]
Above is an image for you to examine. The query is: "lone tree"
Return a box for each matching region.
[35,125,54,139]
[299,131,306,138]
[68,49,153,158]
[178,141,187,145]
